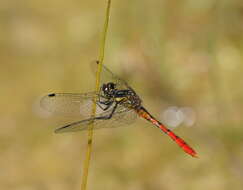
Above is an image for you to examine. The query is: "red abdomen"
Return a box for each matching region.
[136,107,198,157]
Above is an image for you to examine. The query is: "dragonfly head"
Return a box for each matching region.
[102,82,117,97]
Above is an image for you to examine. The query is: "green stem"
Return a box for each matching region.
[80,1,111,190]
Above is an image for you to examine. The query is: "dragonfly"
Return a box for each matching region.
[40,62,198,157]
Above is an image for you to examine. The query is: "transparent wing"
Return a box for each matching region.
[91,61,129,89]
[40,92,102,117]
[54,104,138,133]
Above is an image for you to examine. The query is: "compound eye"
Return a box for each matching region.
[108,82,115,89]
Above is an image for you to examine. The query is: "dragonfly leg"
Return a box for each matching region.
[96,102,118,120]
[97,100,114,111]
[97,90,114,109]
[103,102,114,111]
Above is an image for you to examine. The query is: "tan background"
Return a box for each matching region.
[1,0,243,189]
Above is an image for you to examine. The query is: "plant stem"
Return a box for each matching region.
[80,1,112,190]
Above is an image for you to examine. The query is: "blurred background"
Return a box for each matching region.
[1,0,243,189]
